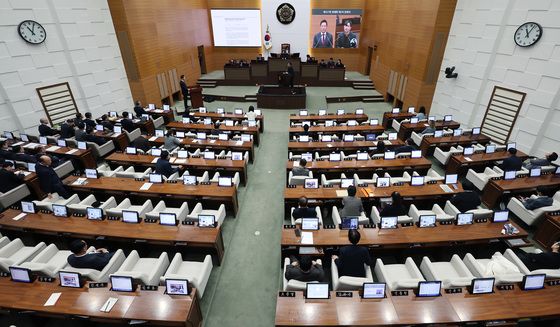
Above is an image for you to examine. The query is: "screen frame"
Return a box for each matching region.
[165,278,190,295]
[305,283,330,299]
[210,9,263,48]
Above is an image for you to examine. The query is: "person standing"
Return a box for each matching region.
[286,62,295,92]
[180,75,189,111]
[312,20,334,48]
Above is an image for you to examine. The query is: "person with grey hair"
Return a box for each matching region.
[38,117,60,136]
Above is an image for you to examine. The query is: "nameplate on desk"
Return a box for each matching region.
[343,158,353,161]
[474,218,488,223]
[391,290,408,296]
[323,185,333,188]
[547,280,560,286]
[336,291,353,297]
[549,211,560,216]
[283,224,296,229]
[279,291,296,297]
[427,180,438,184]
[73,213,86,217]
[440,221,453,225]
[107,216,120,221]
[0,272,9,277]
[182,221,195,225]
[401,222,414,227]
[287,185,296,188]
[89,282,108,288]
[144,218,158,223]
[166,180,178,184]
[139,183,152,190]
[497,284,514,291]
[38,276,55,283]
[40,209,52,214]
[363,224,376,229]
[141,285,158,291]
[200,182,211,185]
[10,205,21,210]
[444,288,462,294]
[392,182,404,186]
[134,177,145,182]
[358,183,368,187]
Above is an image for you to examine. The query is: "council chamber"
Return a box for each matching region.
[0,0,559,326]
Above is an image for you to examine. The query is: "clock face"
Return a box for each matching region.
[514,22,542,47]
[18,20,47,44]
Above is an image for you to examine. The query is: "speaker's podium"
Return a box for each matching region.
[257,84,306,109]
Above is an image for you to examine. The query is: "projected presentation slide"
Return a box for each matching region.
[211,9,262,47]
[310,9,362,48]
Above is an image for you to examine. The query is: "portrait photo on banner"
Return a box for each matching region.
[310,9,362,49]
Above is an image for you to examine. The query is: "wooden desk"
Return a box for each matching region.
[420,134,491,155]
[10,140,97,169]
[534,213,560,249]
[287,140,404,154]
[289,125,384,137]
[145,108,175,123]
[105,152,248,185]
[94,131,129,151]
[64,175,239,215]
[22,172,45,199]
[382,112,415,129]
[482,175,560,209]
[446,150,529,175]
[0,278,202,326]
[318,67,345,81]
[398,120,461,140]
[146,136,255,162]
[193,112,265,133]
[290,113,369,124]
[166,122,260,146]
[224,65,251,80]
[0,209,225,264]
[286,157,432,177]
[257,86,306,109]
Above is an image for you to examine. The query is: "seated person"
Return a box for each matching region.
[284,255,325,283]
[291,159,310,177]
[83,112,97,129]
[518,186,553,210]
[0,161,25,193]
[99,114,113,131]
[211,121,221,135]
[155,150,181,178]
[415,106,426,120]
[131,136,150,153]
[74,113,84,127]
[449,180,481,212]
[379,191,407,216]
[133,100,147,117]
[67,239,114,271]
[327,57,335,68]
[370,141,386,155]
[523,152,558,170]
[245,105,257,121]
[335,59,344,68]
[164,130,182,151]
[501,147,523,171]
[514,241,560,271]
[12,145,37,163]
[0,141,15,160]
[332,229,372,278]
[421,120,436,134]
[38,117,60,136]
[394,138,417,154]
[306,54,312,62]
[36,155,70,198]
[340,186,364,217]
[319,59,327,67]
[120,111,135,133]
[299,124,310,137]
[35,146,62,167]
[59,119,75,139]
[84,127,106,146]
[74,122,86,142]
[292,196,317,219]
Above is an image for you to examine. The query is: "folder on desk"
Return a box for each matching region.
[439,184,453,193]
[46,146,61,152]
[66,149,79,154]
[44,292,61,306]
[139,183,153,191]
[336,190,348,197]
[72,178,88,186]
[300,232,313,245]
[149,136,158,141]
[100,297,118,312]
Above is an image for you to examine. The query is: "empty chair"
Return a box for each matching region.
[152,116,165,129]
[186,202,226,225]
[87,140,115,158]
[0,234,9,249]
[391,119,402,132]
[288,152,301,160]
[67,194,97,214]
[370,206,413,224]
[493,166,529,177]
[385,172,412,184]
[97,164,124,177]
[503,248,560,279]
[282,257,322,291]
[463,252,523,284]
[434,146,463,165]
[466,167,502,191]
[105,198,153,218]
[353,173,379,185]
[331,258,373,291]
[374,257,425,290]
[54,160,75,178]
[321,173,348,186]
[0,239,46,272]
[64,249,126,282]
[423,168,445,182]
[443,200,493,220]
[411,131,432,146]
[409,204,454,222]
[210,172,240,188]
[290,206,323,225]
[420,255,474,288]
[288,170,313,186]
[371,153,385,159]
[111,250,169,286]
[314,151,330,160]
[332,206,370,225]
[18,244,75,278]
[179,171,209,183]
[116,167,152,179]
[33,193,80,211]
[125,128,141,142]
[146,201,189,221]
[0,184,31,210]
[507,191,560,226]
[161,254,213,298]
[341,151,357,160]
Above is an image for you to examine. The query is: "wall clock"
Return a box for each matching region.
[18,20,47,44]
[276,3,295,25]
[514,22,542,47]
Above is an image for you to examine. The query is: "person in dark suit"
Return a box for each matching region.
[319,59,327,67]
[299,124,311,138]
[0,161,25,193]
[285,255,325,282]
[514,241,560,271]
[327,57,335,68]
[35,146,62,167]
[67,239,114,271]
[0,141,15,160]
[59,119,75,139]
[131,136,150,153]
[133,100,147,118]
[74,122,86,141]
[36,155,70,198]
[500,147,523,171]
[286,62,295,89]
[84,127,106,146]
[38,118,60,136]
[292,197,317,219]
[379,192,408,217]
[340,185,364,217]
[336,21,358,48]
[99,114,113,131]
[12,145,37,163]
[394,138,417,154]
[180,75,189,110]
[523,152,558,170]
[120,111,135,133]
[74,113,84,127]
[371,141,386,155]
[155,151,180,178]
[518,186,554,210]
[83,112,97,129]
[332,229,373,278]
[449,180,481,212]
[312,20,334,48]
[291,159,310,177]
[335,59,344,68]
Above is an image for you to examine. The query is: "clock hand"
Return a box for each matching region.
[528,25,536,34]
[26,27,36,36]
[525,27,529,38]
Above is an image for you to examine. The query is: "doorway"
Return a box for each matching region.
[365,46,374,75]
[198,45,207,75]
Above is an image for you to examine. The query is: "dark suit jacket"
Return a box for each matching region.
[524,196,553,210]
[0,149,16,160]
[312,32,334,48]
[180,80,188,97]
[121,119,135,133]
[285,264,325,282]
[379,204,408,217]
[36,163,63,194]
[292,207,317,219]
[60,123,75,139]
[14,152,37,163]
[287,66,294,78]
[84,118,96,129]
[394,145,417,154]
[450,191,481,212]
[67,252,115,271]
[515,250,560,271]
[0,168,25,193]
[38,124,58,136]
[155,158,178,178]
[501,155,523,172]
[134,106,147,117]
[335,245,372,278]
[84,134,106,146]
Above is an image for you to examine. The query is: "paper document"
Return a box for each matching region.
[100,297,118,312]
[46,146,60,152]
[235,141,243,145]
[191,139,199,143]
[20,171,32,176]
[154,109,163,113]
[151,158,159,163]
[299,247,318,255]
[66,149,79,154]
[439,184,453,193]
[424,124,429,127]
[72,178,88,186]
[139,183,153,190]
[210,140,216,144]
[326,144,332,148]
[465,157,472,162]
[336,190,348,197]
[292,161,300,167]
[44,293,61,306]
[13,213,27,221]
[174,159,187,164]
[149,136,157,141]
[242,127,248,130]
[24,143,39,148]
[12,141,24,146]
[300,232,314,245]
[113,133,121,136]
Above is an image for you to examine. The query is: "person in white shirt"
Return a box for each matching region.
[245,106,257,121]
